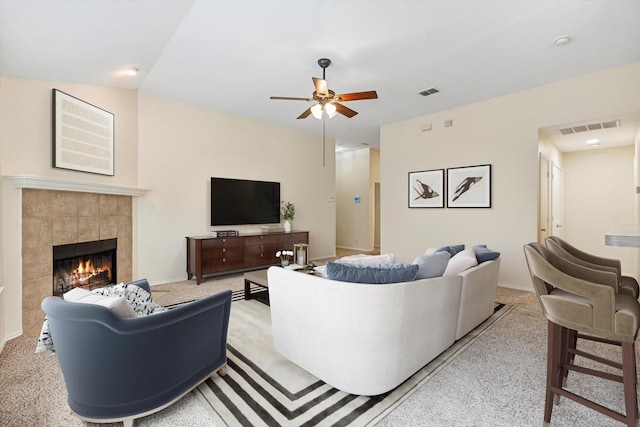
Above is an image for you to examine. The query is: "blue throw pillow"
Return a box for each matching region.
[323,262,419,284]
[473,245,500,263]
[413,252,451,279]
[436,244,465,257]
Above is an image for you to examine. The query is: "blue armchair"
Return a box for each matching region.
[41,279,231,427]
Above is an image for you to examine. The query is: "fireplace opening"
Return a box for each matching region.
[53,238,117,297]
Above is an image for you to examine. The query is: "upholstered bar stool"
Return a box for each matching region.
[524,242,640,427]
[546,236,639,299]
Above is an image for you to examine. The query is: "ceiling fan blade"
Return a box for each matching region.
[297,107,312,119]
[335,102,358,118]
[335,91,378,102]
[270,96,314,101]
[313,77,328,97]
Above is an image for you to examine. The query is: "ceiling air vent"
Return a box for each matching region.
[418,87,439,97]
[557,119,620,135]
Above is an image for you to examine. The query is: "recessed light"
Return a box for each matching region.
[586,139,600,146]
[553,36,571,46]
[121,67,139,76]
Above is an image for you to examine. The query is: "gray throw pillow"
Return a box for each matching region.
[413,251,451,279]
[473,245,500,263]
[323,262,419,284]
[435,244,465,257]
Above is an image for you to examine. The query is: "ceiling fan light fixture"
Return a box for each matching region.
[325,103,337,118]
[310,103,323,120]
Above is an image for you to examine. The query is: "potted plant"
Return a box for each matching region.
[281,201,295,232]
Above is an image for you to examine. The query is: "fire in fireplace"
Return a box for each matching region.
[53,238,117,296]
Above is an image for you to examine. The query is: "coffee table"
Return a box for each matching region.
[244,266,323,305]
[244,268,270,304]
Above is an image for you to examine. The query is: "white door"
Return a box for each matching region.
[538,156,551,243]
[551,164,564,238]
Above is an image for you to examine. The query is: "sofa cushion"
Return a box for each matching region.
[426,244,465,257]
[63,287,137,318]
[336,253,395,265]
[324,261,418,284]
[473,245,501,263]
[413,251,451,279]
[443,248,479,276]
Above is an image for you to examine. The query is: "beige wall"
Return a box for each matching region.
[0,77,336,339]
[381,62,640,290]
[369,148,380,249]
[0,76,139,183]
[564,146,636,275]
[336,148,373,251]
[136,92,336,284]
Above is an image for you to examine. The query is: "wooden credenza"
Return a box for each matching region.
[186,231,309,284]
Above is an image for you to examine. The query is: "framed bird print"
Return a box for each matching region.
[447,164,491,208]
[408,169,445,208]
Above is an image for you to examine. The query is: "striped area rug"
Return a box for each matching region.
[197,300,513,426]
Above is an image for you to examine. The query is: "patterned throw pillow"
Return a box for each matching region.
[93,283,166,316]
[36,282,166,355]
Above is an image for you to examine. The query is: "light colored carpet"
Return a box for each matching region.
[197,299,512,426]
[0,281,637,426]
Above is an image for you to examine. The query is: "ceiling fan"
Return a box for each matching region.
[270,58,378,120]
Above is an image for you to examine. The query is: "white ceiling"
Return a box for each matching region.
[1,0,639,151]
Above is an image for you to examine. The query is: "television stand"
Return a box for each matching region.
[185,231,309,284]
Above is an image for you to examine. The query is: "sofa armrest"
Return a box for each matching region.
[455,258,500,340]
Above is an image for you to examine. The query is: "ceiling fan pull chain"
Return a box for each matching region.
[323,117,326,168]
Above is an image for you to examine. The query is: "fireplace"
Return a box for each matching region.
[53,238,117,297]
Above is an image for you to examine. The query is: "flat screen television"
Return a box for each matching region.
[211,177,281,226]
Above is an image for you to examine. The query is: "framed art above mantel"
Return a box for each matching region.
[52,89,114,176]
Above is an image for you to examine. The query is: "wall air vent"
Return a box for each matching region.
[418,87,439,96]
[557,119,620,135]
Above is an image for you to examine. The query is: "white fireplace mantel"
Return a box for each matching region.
[3,175,150,197]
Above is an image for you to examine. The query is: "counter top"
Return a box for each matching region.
[605,225,640,247]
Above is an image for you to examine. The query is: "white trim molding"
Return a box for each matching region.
[3,175,150,197]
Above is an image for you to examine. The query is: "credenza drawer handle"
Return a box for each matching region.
[223,258,226,262]
[222,248,226,253]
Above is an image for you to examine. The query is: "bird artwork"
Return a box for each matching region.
[413,179,439,200]
[452,176,483,201]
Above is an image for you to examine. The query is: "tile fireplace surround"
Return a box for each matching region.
[22,189,133,335]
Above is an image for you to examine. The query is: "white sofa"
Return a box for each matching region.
[267,258,500,396]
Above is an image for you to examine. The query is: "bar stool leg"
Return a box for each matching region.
[621,342,638,426]
[545,321,563,423]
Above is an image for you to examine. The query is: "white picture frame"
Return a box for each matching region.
[408,169,445,208]
[447,164,491,208]
[53,89,114,176]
